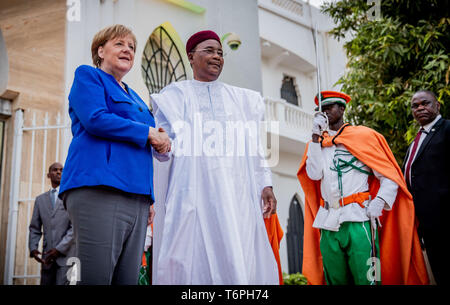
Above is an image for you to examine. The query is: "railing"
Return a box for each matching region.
[259,0,309,27]
[264,97,313,140]
[4,109,70,285]
[284,101,313,131]
[271,0,304,17]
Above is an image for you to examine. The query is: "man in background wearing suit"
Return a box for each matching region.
[29,162,75,285]
[404,90,450,285]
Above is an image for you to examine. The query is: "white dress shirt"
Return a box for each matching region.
[306,129,398,231]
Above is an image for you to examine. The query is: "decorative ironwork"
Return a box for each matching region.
[286,195,304,274]
[141,26,187,95]
[281,75,300,106]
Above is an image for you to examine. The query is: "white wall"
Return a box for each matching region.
[65,0,263,106]
[270,150,306,273]
[258,0,347,273]
[259,8,316,69]
[196,0,263,92]
[323,32,347,90]
[261,58,316,113]
[258,0,346,114]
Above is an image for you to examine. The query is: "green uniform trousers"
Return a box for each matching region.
[320,221,380,285]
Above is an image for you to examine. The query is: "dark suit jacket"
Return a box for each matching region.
[29,190,75,267]
[403,117,450,233]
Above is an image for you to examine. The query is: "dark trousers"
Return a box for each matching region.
[65,186,150,285]
[40,262,69,285]
[422,230,445,285]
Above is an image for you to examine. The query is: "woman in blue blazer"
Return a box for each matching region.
[60,25,170,285]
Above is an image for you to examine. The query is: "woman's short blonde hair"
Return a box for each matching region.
[91,24,137,67]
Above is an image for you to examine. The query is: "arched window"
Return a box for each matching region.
[141,23,188,95]
[280,75,301,107]
[286,194,304,274]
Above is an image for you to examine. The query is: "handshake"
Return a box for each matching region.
[148,127,171,154]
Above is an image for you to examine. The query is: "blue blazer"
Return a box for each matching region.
[60,65,155,201]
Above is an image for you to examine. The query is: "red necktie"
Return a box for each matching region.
[405,128,423,185]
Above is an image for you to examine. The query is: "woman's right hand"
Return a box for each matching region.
[148,205,155,226]
[149,127,171,154]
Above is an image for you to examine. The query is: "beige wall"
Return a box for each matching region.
[0,0,66,284]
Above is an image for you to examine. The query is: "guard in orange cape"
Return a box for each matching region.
[297,91,429,285]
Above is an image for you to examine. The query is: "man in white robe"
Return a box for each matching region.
[150,30,279,285]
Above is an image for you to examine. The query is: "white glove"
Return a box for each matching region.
[366,197,386,218]
[144,225,152,252]
[312,112,328,135]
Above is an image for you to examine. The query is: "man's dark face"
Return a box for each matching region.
[47,163,63,186]
[411,91,440,126]
[322,103,345,126]
[188,39,224,82]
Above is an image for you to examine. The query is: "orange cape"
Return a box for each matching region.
[264,213,284,285]
[297,124,429,285]
[142,223,153,268]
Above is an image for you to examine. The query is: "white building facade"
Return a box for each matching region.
[1,0,346,283]
[257,0,346,274]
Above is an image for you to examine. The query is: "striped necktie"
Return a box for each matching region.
[405,128,424,185]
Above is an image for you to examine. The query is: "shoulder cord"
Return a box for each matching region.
[330,149,373,201]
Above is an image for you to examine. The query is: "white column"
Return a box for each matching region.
[4,109,24,285]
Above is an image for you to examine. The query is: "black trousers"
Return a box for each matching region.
[422,229,445,285]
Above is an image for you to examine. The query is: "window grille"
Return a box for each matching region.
[286,195,304,274]
[280,75,300,106]
[141,26,187,94]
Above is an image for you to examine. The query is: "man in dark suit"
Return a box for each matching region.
[404,90,450,285]
[29,162,75,285]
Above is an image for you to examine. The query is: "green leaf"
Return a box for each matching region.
[322,0,450,165]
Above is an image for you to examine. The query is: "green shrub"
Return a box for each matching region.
[282,272,308,285]
[322,0,450,166]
